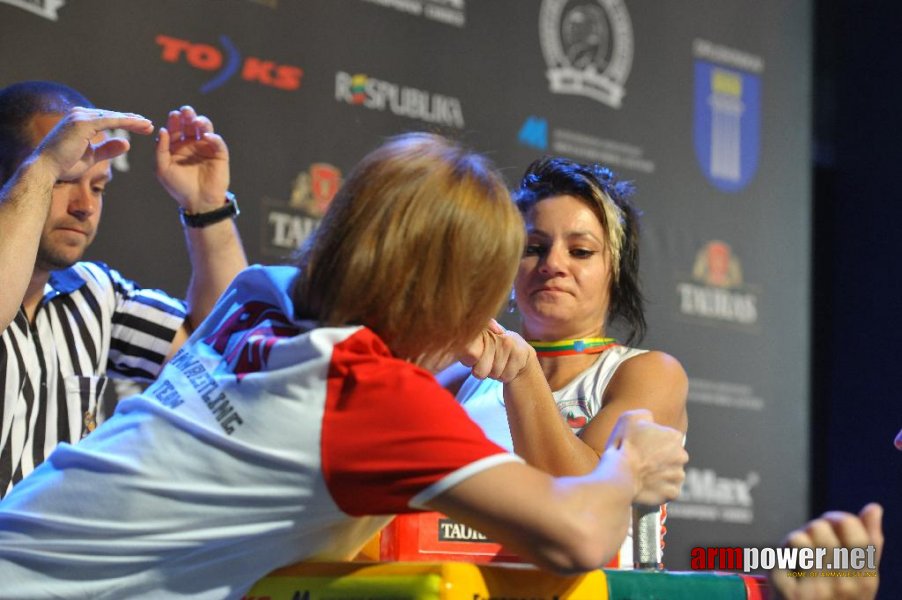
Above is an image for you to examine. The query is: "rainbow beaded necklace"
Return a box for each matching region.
[528,337,618,357]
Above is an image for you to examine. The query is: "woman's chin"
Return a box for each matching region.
[520,312,580,338]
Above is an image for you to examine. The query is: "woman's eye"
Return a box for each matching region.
[524,244,546,257]
[570,248,597,259]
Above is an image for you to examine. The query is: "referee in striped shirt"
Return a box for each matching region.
[0,81,248,497]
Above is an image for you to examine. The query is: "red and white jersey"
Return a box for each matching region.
[0,265,519,599]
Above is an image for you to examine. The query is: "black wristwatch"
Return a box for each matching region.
[179,192,240,228]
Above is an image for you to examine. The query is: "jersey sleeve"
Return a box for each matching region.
[321,329,521,516]
[100,263,187,381]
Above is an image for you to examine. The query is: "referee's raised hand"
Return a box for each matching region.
[35,106,153,182]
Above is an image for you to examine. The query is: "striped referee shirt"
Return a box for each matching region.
[0,261,186,497]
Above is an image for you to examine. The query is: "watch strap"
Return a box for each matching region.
[179,192,240,228]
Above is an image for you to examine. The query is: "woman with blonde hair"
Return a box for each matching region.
[0,132,687,598]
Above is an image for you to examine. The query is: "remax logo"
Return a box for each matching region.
[681,468,759,507]
[669,467,759,524]
[518,116,548,150]
[156,34,303,93]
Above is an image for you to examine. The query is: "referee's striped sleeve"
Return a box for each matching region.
[89,263,186,381]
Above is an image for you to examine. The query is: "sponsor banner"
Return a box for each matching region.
[539,0,633,108]
[380,512,523,563]
[675,240,760,331]
[437,518,491,542]
[518,116,654,173]
[335,71,465,129]
[668,467,759,524]
[261,201,319,258]
[155,34,303,93]
[360,0,465,27]
[260,163,342,258]
[0,1,811,577]
[693,39,763,192]
[688,378,765,412]
[0,0,63,20]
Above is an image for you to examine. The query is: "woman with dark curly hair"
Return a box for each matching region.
[442,156,689,567]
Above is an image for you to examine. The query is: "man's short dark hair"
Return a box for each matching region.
[0,81,94,184]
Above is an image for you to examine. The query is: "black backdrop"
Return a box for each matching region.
[812,3,902,598]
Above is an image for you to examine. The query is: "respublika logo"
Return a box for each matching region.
[262,163,343,257]
[335,71,465,129]
[676,240,759,329]
[693,39,763,192]
[156,34,303,93]
[539,0,633,108]
[1,0,64,20]
[668,467,759,524]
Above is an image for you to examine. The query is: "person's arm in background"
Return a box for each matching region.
[770,503,883,600]
[155,106,247,360]
[0,108,153,332]
[427,410,688,574]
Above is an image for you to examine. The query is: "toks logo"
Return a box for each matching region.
[156,34,303,93]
